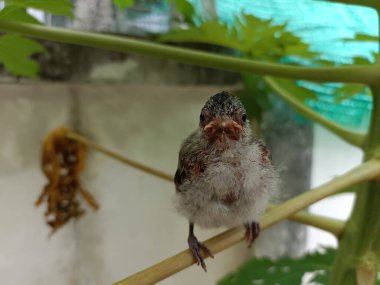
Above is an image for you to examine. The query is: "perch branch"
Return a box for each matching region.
[0,20,379,84]
[113,159,380,285]
[264,77,366,147]
[67,130,345,234]
[65,131,173,182]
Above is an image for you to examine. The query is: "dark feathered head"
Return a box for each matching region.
[200,91,248,143]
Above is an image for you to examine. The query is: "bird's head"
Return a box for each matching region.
[199,91,249,144]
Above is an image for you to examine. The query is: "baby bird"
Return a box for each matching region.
[174,91,278,271]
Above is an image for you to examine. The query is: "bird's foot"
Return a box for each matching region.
[188,234,214,272]
[245,222,260,248]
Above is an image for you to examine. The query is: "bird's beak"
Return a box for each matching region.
[203,117,242,141]
[204,118,242,131]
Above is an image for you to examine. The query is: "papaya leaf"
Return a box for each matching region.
[237,73,271,120]
[270,78,318,101]
[173,0,195,24]
[0,34,46,77]
[113,0,134,10]
[335,84,368,103]
[160,20,245,50]
[237,15,316,61]
[218,247,336,285]
[342,33,378,42]
[5,0,74,17]
[284,43,319,58]
[352,56,372,65]
[0,5,41,24]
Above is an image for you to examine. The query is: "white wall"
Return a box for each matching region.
[306,125,363,250]
[1,83,279,285]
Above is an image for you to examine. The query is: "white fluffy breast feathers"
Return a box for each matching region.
[174,142,278,228]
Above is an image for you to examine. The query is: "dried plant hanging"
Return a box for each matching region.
[36,127,99,233]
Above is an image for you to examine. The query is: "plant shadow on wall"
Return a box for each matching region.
[0,0,379,284]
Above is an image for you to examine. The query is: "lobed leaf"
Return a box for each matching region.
[160,19,245,51]
[0,34,46,77]
[270,78,318,101]
[0,5,41,24]
[237,73,271,120]
[342,33,378,42]
[335,84,368,102]
[5,0,74,17]
[113,0,134,10]
[218,247,336,285]
[173,0,195,24]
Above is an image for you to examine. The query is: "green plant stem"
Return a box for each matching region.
[0,20,379,84]
[330,8,380,284]
[267,206,345,238]
[330,86,380,285]
[325,0,379,9]
[291,213,345,238]
[115,159,380,285]
[263,159,380,229]
[65,131,174,182]
[264,76,366,147]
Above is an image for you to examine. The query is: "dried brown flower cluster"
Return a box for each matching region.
[36,128,99,233]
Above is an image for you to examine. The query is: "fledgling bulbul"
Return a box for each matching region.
[174,91,279,271]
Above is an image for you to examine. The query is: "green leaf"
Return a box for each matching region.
[335,84,368,102]
[237,73,271,121]
[352,56,372,65]
[5,0,74,17]
[173,0,195,24]
[160,20,245,51]
[218,247,336,285]
[284,43,318,58]
[0,5,41,24]
[342,33,378,42]
[113,0,134,10]
[270,78,318,101]
[0,34,46,77]
[236,14,316,61]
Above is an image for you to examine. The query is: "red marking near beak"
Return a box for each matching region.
[203,118,242,142]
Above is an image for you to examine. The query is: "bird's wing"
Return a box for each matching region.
[174,159,187,192]
[255,139,272,165]
[174,132,204,193]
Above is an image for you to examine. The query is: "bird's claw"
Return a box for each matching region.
[188,235,214,272]
[245,222,260,248]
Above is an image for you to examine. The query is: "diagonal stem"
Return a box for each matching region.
[113,159,380,285]
[264,77,366,147]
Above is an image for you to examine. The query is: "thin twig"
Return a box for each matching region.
[67,130,344,233]
[65,131,173,182]
[113,159,380,285]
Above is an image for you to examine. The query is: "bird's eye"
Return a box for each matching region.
[242,113,247,122]
[200,114,205,123]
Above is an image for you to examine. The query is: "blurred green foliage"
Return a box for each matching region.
[218,247,380,285]
[161,1,378,122]
[0,0,73,77]
[160,9,321,120]
[113,0,135,10]
[0,34,46,77]
[5,0,73,17]
[0,5,42,24]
